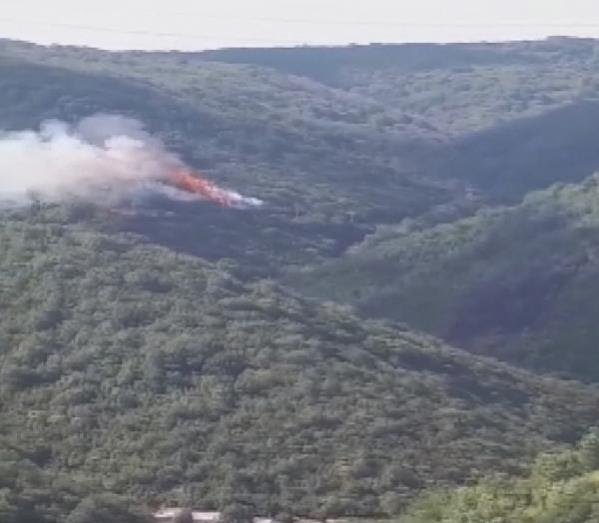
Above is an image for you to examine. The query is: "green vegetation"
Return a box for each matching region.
[0,38,469,280]
[200,38,599,135]
[200,38,599,200]
[290,174,599,381]
[10,37,599,211]
[3,37,599,521]
[2,208,599,520]
[399,432,599,523]
[0,438,148,523]
[0,39,454,225]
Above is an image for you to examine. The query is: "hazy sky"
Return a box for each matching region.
[2,0,599,50]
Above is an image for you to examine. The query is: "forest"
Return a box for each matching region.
[2,37,599,522]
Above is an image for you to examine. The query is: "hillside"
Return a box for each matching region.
[399,432,599,523]
[198,39,599,201]
[198,38,599,136]
[0,438,148,523]
[9,38,599,213]
[0,39,478,281]
[2,208,599,520]
[444,99,599,200]
[289,174,599,381]
[4,37,599,522]
[0,39,454,221]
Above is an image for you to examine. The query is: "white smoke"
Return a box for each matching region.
[0,114,190,206]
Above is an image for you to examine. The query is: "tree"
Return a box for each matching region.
[578,430,599,471]
[66,495,149,523]
[220,503,254,523]
[172,509,194,523]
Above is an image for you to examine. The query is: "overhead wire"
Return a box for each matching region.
[1,13,599,46]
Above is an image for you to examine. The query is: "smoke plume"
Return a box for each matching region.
[0,114,262,208]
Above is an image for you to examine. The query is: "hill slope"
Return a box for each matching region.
[7,38,599,252]
[198,39,599,201]
[4,38,599,521]
[197,38,599,135]
[288,174,599,381]
[0,438,148,523]
[12,38,599,213]
[2,208,599,518]
[0,40,472,279]
[0,39,453,222]
[400,432,599,523]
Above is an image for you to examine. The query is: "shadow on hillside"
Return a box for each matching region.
[446,100,599,200]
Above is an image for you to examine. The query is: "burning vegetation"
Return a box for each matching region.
[166,168,262,208]
[0,114,262,209]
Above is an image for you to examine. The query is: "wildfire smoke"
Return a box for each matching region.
[0,114,262,209]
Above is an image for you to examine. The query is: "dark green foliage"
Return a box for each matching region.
[199,39,599,201]
[220,503,254,523]
[0,39,454,226]
[196,38,599,134]
[446,100,599,200]
[2,210,599,518]
[65,495,150,523]
[399,432,599,523]
[0,440,146,523]
[3,36,599,521]
[291,174,599,381]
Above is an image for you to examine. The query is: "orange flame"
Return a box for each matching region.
[167,169,236,207]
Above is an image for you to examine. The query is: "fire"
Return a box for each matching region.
[167,169,240,208]
[163,168,263,208]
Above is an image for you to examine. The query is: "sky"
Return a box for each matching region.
[2,0,599,51]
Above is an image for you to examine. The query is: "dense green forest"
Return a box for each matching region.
[290,174,599,382]
[399,432,599,523]
[200,38,599,199]
[0,438,148,523]
[2,37,599,521]
[4,208,599,521]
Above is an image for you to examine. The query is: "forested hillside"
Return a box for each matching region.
[0,39,454,222]
[0,38,474,280]
[2,37,599,522]
[399,432,599,523]
[2,208,599,521]
[290,174,599,381]
[200,38,599,200]
[199,38,599,135]
[9,37,599,208]
[0,438,148,523]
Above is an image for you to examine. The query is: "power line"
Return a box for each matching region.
[2,15,599,47]
[5,14,599,30]
[7,6,599,28]
[137,13,599,29]
[0,17,306,45]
